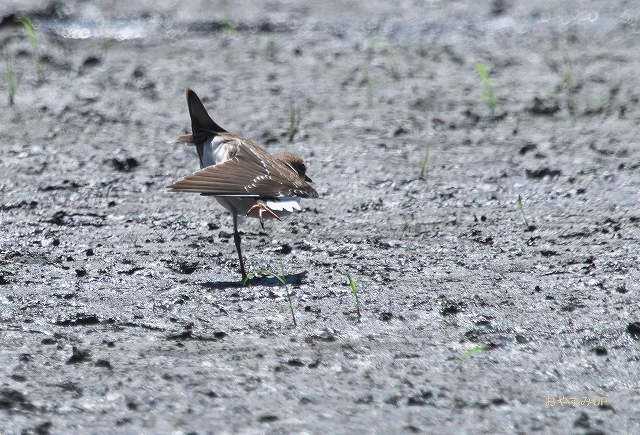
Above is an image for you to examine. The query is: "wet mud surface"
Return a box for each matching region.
[1,1,640,433]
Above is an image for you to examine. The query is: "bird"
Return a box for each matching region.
[167,88,318,281]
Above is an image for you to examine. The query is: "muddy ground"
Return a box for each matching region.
[1,0,639,434]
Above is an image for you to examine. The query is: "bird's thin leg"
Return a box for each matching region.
[246,200,281,229]
[232,212,247,282]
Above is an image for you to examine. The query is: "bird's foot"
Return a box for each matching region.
[246,200,281,229]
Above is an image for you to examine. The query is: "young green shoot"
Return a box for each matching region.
[388,57,400,82]
[401,218,411,235]
[18,17,36,46]
[456,345,487,371]
[286,99,301,143]
[596,97,608,113]
[219,8,237,35]
[266,39,276,60]
[363,73,374,107]
[17,17,44,81]
[475,61,497,120]
[100,38,113,53]
[342,269,361,319]
[517,194,533,231]
[420,144,430,177]
[561,48,576,122]
[369,39,400,82]
[245,259,297,327]
[5,54,19,106]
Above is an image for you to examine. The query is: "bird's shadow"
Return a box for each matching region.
[201,271,308,290]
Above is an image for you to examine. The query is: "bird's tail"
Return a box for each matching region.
[179,88,227,166]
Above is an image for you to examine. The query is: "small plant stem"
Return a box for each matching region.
[456,345,487,371]
[18,17,44,82]
[342,269,361,319]
[287,100,301,143]
[5,54,19,106]
[561,47,576,122]
[402,218,410,235]
[420,144,429,177]
[369,38,400,82]
[280,259,296,327]
[475,61,497,120]
[244,260,297,327]
[365,73,373,107]
[517,194,531,230]
[220,8,236,34]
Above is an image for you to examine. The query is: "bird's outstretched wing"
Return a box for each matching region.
[167,137,318,199]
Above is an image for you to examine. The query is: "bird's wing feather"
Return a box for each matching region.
[168,139,318,198]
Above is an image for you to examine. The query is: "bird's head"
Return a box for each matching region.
[273,151,313,183]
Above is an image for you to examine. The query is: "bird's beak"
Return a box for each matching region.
[305,175,313,183]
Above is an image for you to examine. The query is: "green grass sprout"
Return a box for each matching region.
[286,99,301,143]
[342,269,361,319]
[5,54,20,106]
[420,144,430,177]
[517,194,533,231]
[364,72,374,107]
[18,17,36,46]
[456,345,487,370]
[360,71,375,107]
[100,38,113,53]
[266,39,276,60]
[17,17,45,81]
[561,48,576,122]
[401,218,411,235]
[475,61,497,120]
[369,39,400,82]
[245,259,297,327]
[220,8,237,34]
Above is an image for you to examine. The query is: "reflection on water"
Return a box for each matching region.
[37,7,612,42]
[42,17,171,40]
